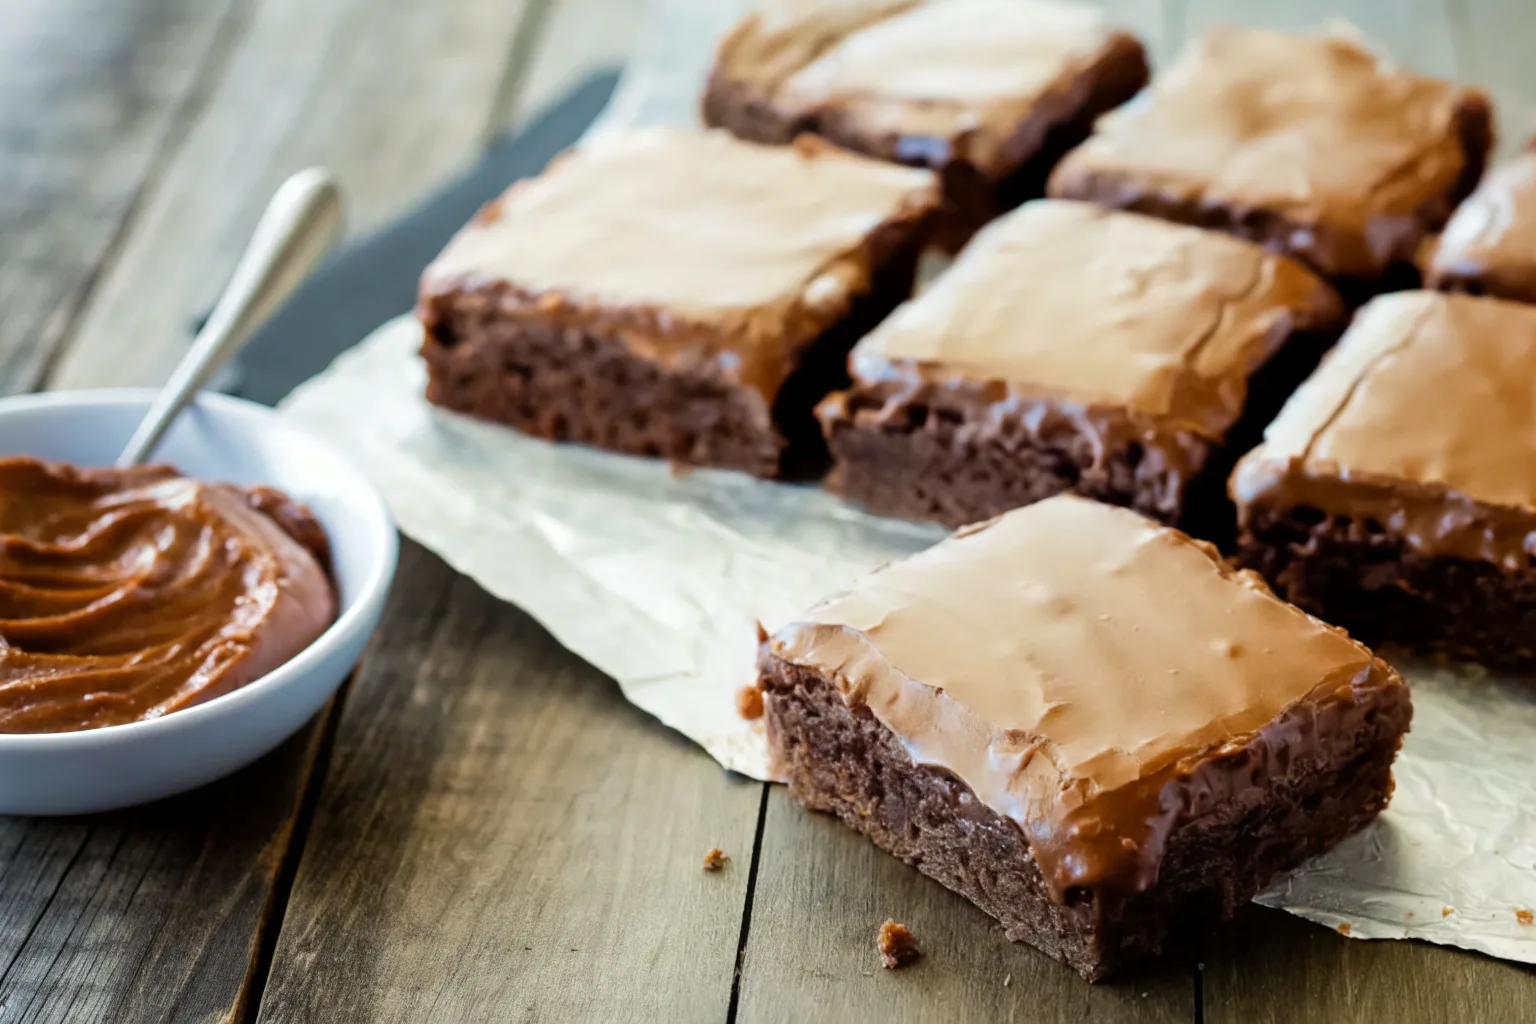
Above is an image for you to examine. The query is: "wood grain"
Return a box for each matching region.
[0,718,330,1024]
[734,791,1195,1024]
[44,0,537,392]
[1203,906,1536,1024]
[255,545,762,1023]
[0,0,239,395]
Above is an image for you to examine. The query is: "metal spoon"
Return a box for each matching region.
[115,167,345,468]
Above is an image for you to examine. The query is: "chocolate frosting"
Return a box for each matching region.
[0,459,336,734]
[767,495,1403,902]
[1425,146,1536,302]
[420,128,938,403]
[1232,290,1536,569]
[714,0,1137,178]
[1049,26,1486,279]
[827,199,1341,438]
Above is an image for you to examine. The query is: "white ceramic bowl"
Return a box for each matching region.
[0,390,398,815]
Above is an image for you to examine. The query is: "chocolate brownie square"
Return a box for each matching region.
[816,199,1344,532]
[1232,290,1536,670]
[1049,27,1492,297]
[418,129,939,478]
[702,0,1148,249]
[1424,140,1536,303]
[760,494,1410,982]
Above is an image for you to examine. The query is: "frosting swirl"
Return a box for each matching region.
[0,458,336,733]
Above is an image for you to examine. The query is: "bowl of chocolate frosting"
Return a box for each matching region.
[0,389,397,814]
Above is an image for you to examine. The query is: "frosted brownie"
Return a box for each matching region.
[1233,290,1536,670]
[760,494,1409,981]
[1424,140,1536,303]
[816,199,1344,531]
[702,0,1148,248]
[1049,27,1492,296]
[418,129,939,478]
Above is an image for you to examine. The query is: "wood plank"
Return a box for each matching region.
[735,790,1195,1024]
[44,0,536,392]
[0,716,331,1024]
[0,0,239,395]
[1203,906,1536,1024]
[255,545,762,1023]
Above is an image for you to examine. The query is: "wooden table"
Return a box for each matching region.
[2,1,1535,1020]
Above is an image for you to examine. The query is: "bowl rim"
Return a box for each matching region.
[0,387,399,749]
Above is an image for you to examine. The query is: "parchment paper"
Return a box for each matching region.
[278,0,1536,966]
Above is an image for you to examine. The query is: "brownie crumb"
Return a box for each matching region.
[1517,909,1534,927]
[1336,922,1352,936]
[1443,906,1455,917]
[703,847,728,872]
[737,685,765,721]
[877,920,921,970]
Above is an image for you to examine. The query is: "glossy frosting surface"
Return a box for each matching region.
[1236,291,1536,514]
[847,200,1339,435]
[422,127,936,327]
[769,495,1395,896]
[1426,148,1536,301]
[717,0,1131,175]
[0,459,336,734]
[1051,27,1477,275]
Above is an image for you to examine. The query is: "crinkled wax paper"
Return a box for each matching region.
[278,0,1536,966]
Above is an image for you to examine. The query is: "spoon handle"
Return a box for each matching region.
[115,168,345,468]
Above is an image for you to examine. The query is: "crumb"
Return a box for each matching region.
[794,133,832,158]
[1336,923,1352,936]
[703,847,728,872]
[877,920,921,970]
[1003,974,1011,987]
[1405,911,1415,919]
[755,621,769,644]
[1518,909,1534,927]
[737,685,765,721]
[471,197,505,225]
[1442,906,1455,918]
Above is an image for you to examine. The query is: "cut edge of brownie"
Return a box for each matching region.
[1048,89,1494,298]
[703,34,1150,250]
[760,650,1410,982]
[1235,497,1536,672]
[817,316,1343,541]
[418,201,933,480]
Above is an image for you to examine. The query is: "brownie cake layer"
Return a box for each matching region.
[760,496,1410,981]
[703,0,1148,249]
[1233,291,1536,670]
[1424,141,1536,304]
[419,129,939,478]
[817,200,1344,533]
[1049,27,1492,297]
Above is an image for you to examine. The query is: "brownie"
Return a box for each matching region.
[816,199,1344,534]
[1424,141,1536,303]
[418,129,939,478]
[702,0,1148,249]
[760,494,1410,982]
[1232,290,1536,670]
[1048,27,1493,298]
